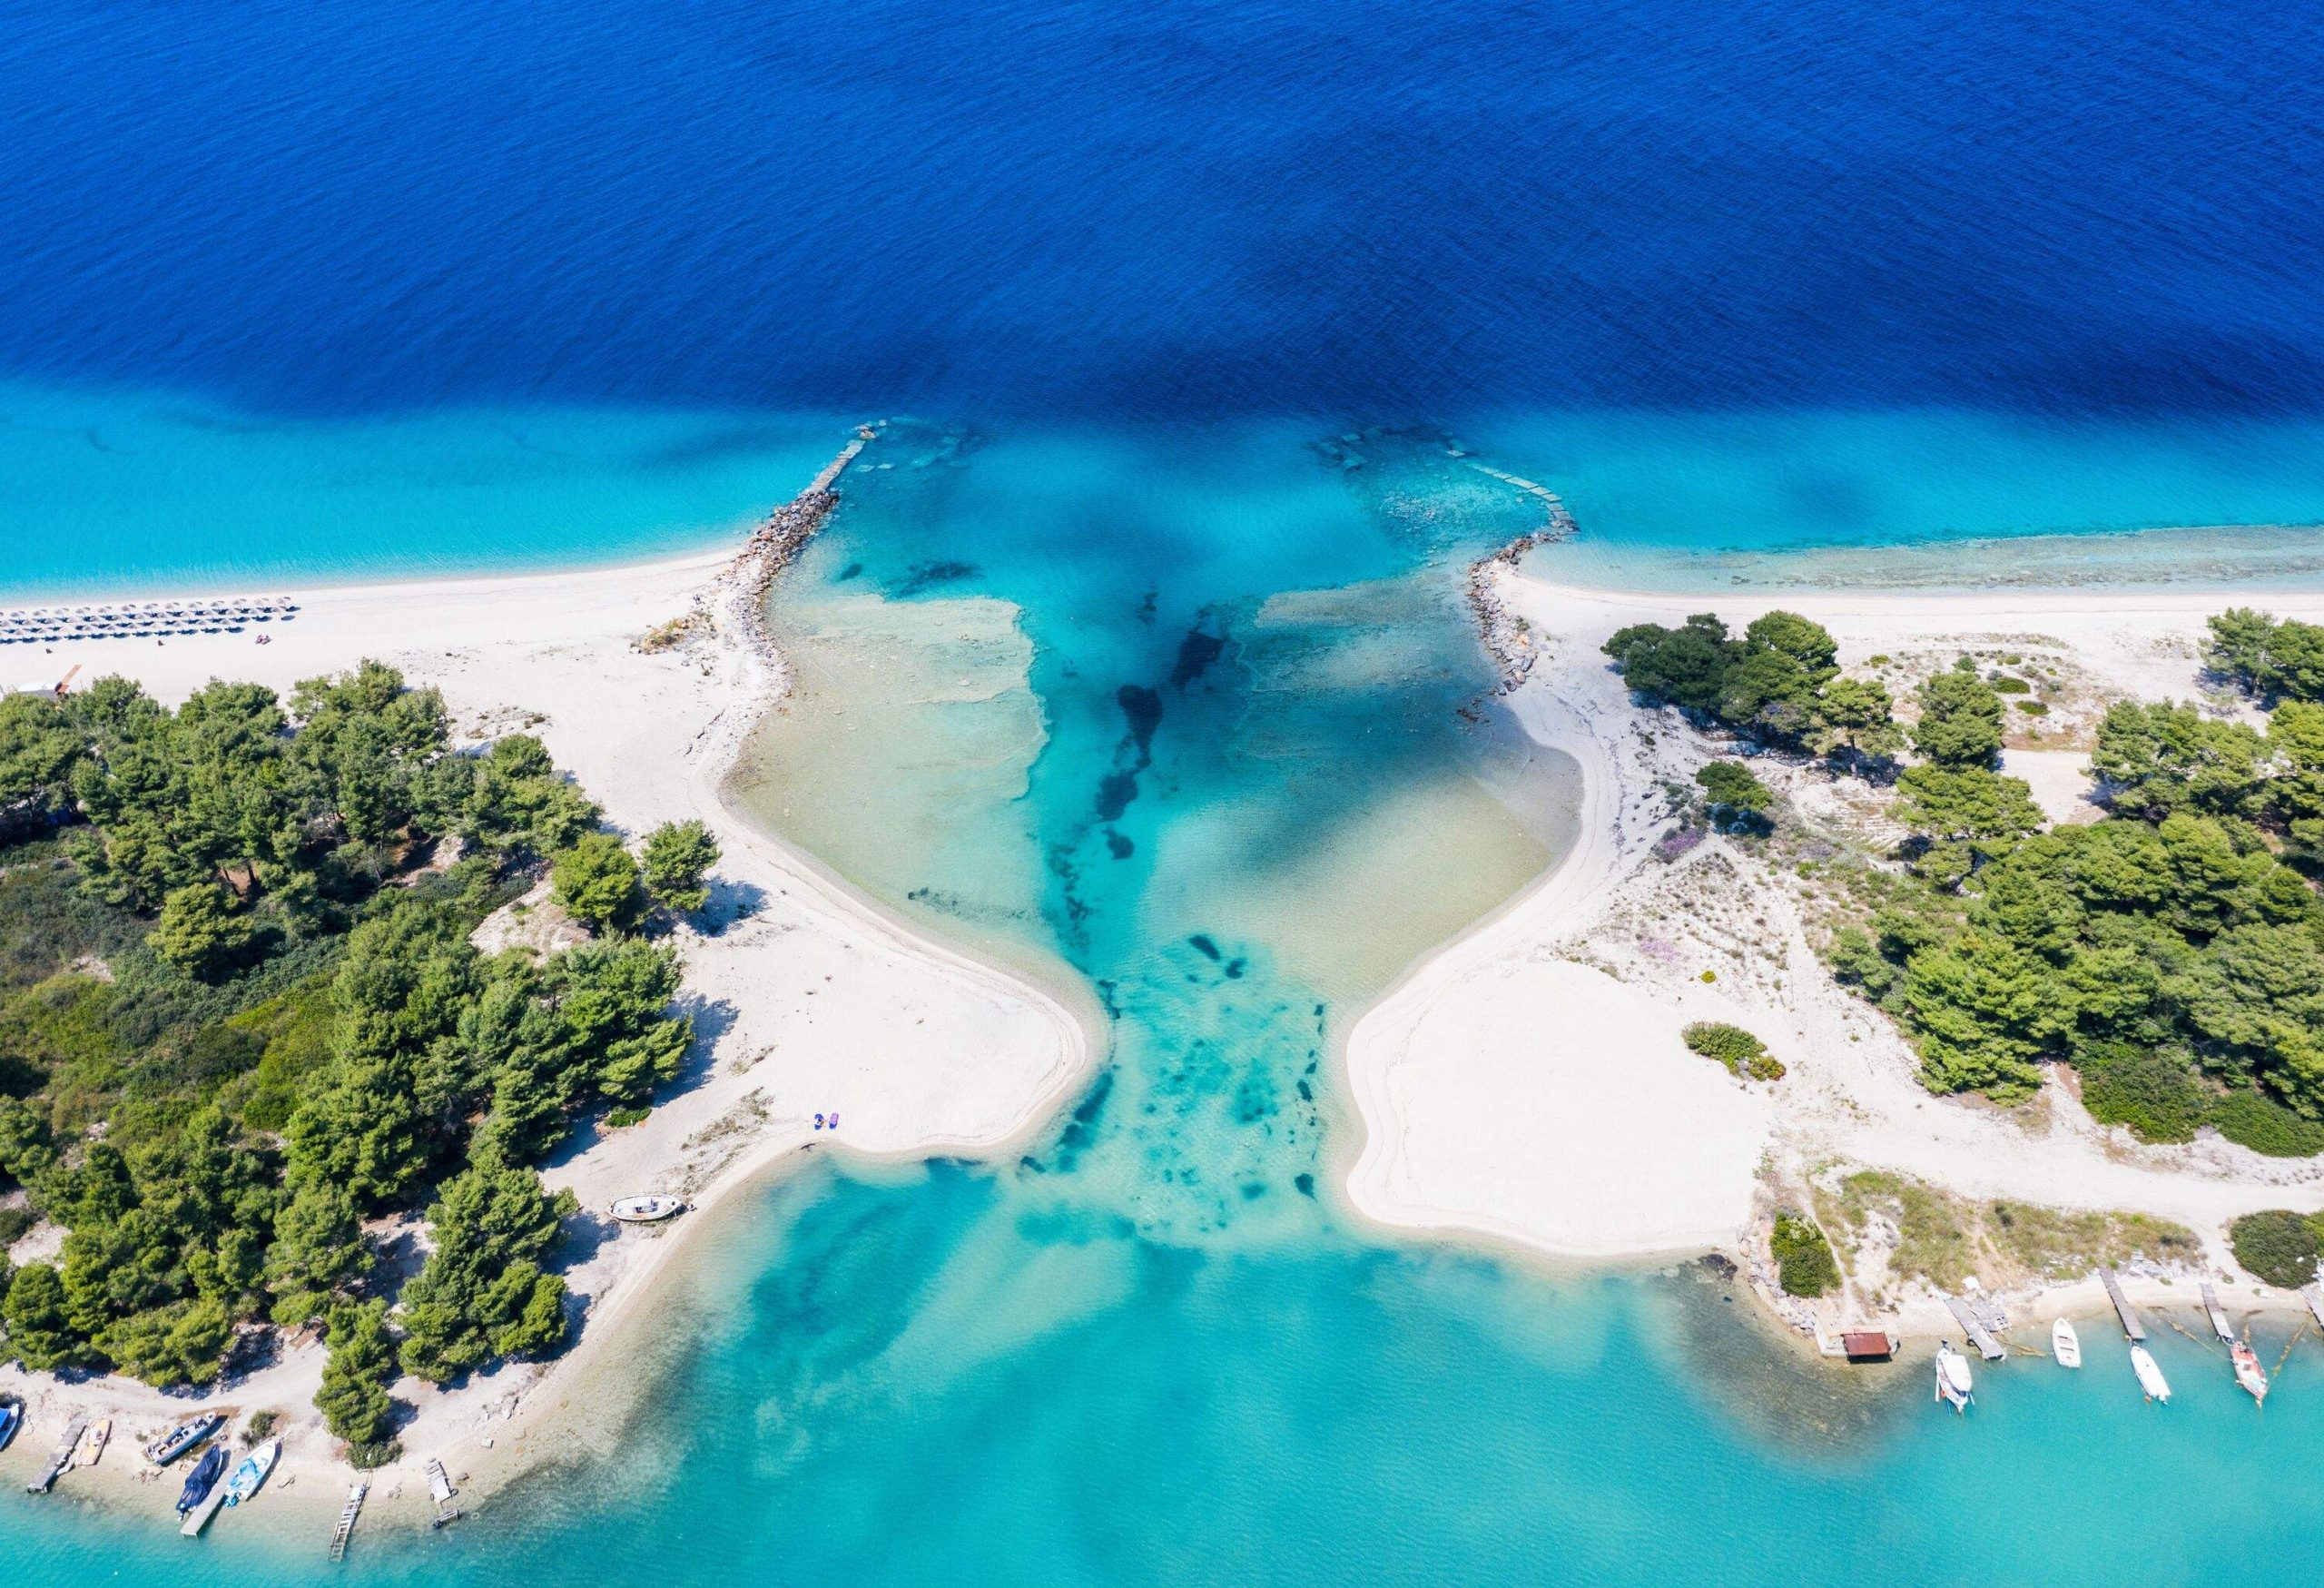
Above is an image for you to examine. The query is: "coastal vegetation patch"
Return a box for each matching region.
[1812,1169,2196,1303]
[0,662,715,1457]
[1768,1210,1838,1297]
[2226,1209,2324,1288]
[1682,1021,1784,1082]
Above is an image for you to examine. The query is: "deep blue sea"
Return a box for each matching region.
[7,1,2324,1582]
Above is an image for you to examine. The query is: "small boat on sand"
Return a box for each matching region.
[223,1438,280,1506]
[611,1195,685,1223]
[177,1444,230,1516]
[2051,1317,2082,1368]
[147,1412,226,1466]
[1935,1342,1974,1411]
[2131,1344,2171,1404]
[0,1395,23,1452]
[2233,1340,2269,1404]
[74,1417,111,1467]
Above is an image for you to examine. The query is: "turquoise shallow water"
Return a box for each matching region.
[9,396,2324,1582]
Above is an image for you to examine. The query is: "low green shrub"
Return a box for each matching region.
[1770,1211,1840,1297]
[2014,700,2049,715]
[1992,676,2032,694]
[2075,1043,2203,1144]
[2210,1090,2324,1158]
[604,1106,649,1129]
[1683,1021,1785,1081]
[2229,1210,2322,1287]
[346,1438,404,1470]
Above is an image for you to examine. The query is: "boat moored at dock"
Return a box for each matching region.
[1935,1342,1974,1412]
[223,1437,281,1506]
[2232,1341,2269,1404]
[2131,1345,2171,1404]
[178,1444,231,1516]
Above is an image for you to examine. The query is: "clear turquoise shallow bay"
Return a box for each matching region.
[7,394,2324,1583]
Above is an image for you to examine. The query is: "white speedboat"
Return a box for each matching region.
[1935,1342,1974,1411]
[2131,1344,2171,1404]
[611,1195,685,1223]
[2232,1340,2269,1404]
[223,1438,281,1506]
[2051,1317,2082,1368]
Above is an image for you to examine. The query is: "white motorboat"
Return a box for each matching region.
[2232,1340,2269,1404]
[223,1437,281,1506]
[2051,1317,2082,1368]
[2131,1344,2171,1404]
[611,1195,685,1223]
[1935,1342,1974,1411]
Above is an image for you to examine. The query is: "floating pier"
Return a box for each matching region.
[182,1476,231,1537]
[2201,1281,2235,1343]
[328,1480,369,1562]
[26,1416,86,1494]
[426,1459,461,1528]
[2099,1268,2148,1341]
[1941,1295,2007,1360]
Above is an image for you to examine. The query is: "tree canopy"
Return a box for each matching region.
[0,659,694,1446]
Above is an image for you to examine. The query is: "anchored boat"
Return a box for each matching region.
[2051,1317,2081,1368]
[223,1437,281,1506]
[2131,1344,2171,1404]
[147,1411,226,1466]
[2232,1340,2269,1404]
[1935,1342,1974,1412]
[177,1444,230,1516]
[611,1194,685,1223]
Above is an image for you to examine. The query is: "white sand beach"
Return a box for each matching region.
[1344,569,2324,1330]
[0,536,1098,1516]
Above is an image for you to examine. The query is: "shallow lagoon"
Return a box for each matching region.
[8,403,2324,1584]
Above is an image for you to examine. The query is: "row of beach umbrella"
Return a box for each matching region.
[0,597,299,644]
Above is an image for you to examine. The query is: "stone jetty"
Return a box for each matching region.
[712,425,877,664]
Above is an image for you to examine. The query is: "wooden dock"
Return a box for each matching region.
[2098,1268,2147,1340]
[328,1480,368,1562]
[425,1459,461,1528]
[2201,1281,2234,1342]
[182,1477,231,1537]
[1942,1295,2006,1361]
[25,1415,85,1494]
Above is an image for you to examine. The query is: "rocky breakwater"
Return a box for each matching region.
[1465,518,1571,695]
[711,425,879,666]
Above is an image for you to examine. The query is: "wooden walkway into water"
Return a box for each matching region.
[2201,1281,2235,1342]
[2099,1268,2148,1340]
[328,1480,368,1562]
[25,1416,84,1494]
[1942,1295,2007,1360]
[426,1459,461,1528]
